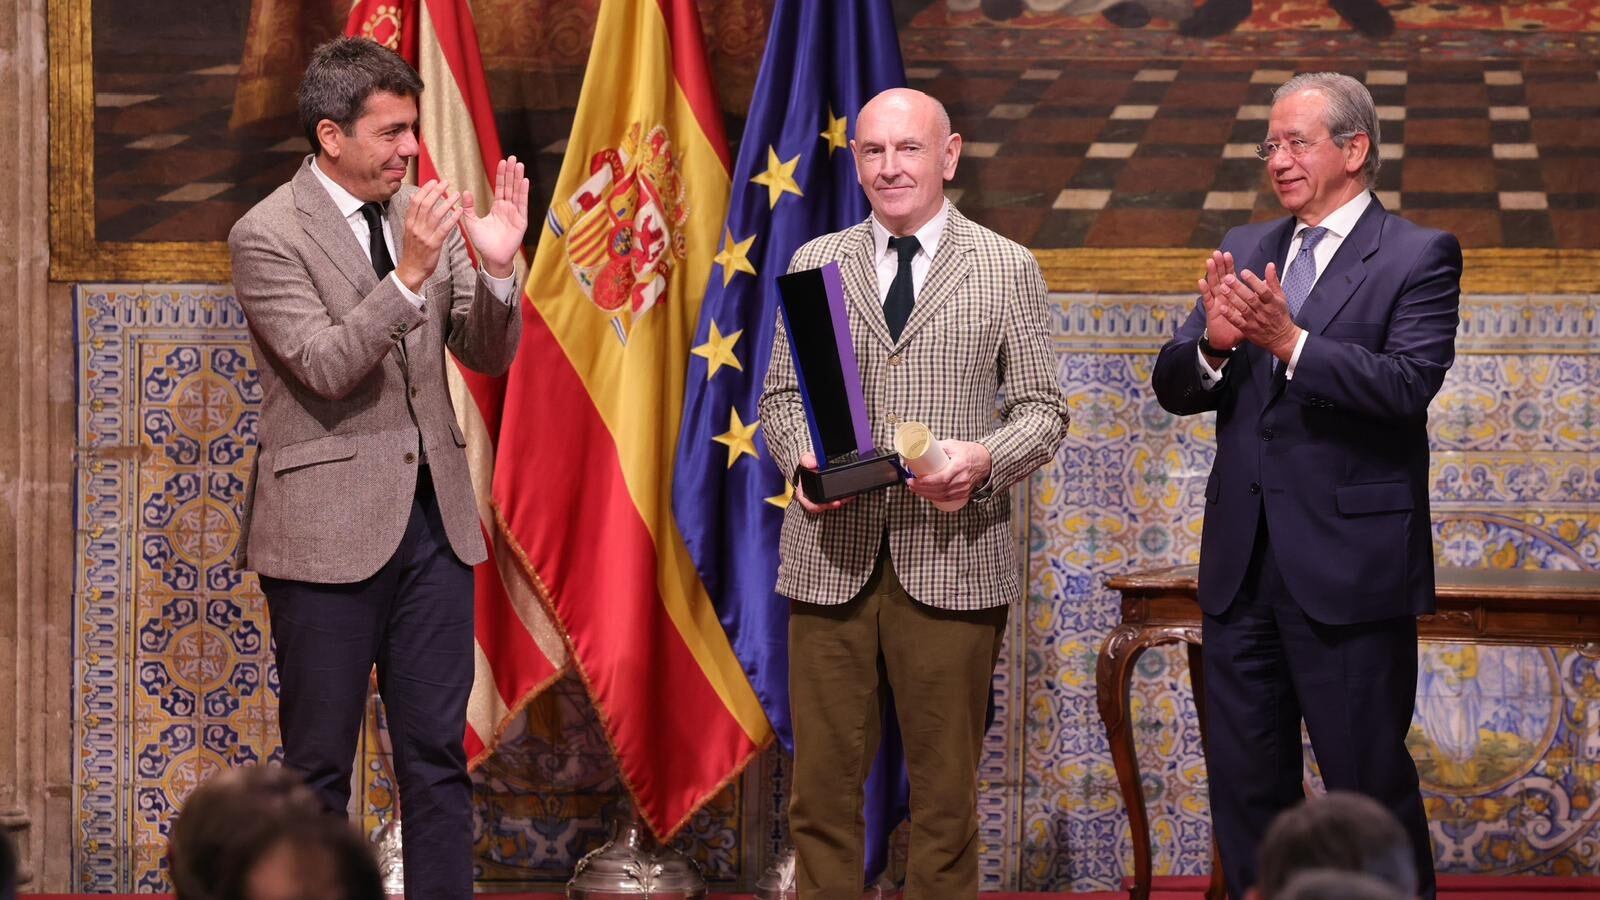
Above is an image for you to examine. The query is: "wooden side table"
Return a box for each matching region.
[1098,565,1600,900]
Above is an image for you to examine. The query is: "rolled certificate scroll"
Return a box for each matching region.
[893,421,967,512]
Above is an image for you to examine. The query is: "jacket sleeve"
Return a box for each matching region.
[1151,296,1232,417]
[1286,230,1462,421]
[444,225,524,376]
[229,216,423,401]
[974,252,1069,498]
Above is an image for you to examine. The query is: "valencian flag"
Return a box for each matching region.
[493,0,772,837]
[670,0,910,877]
[342,0,569,767]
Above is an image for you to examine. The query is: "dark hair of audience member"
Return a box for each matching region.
[1256,791,1418,900]
[1277,868,1409,900]
[1,828,17,900]
[168,765,325,900]
[221,814,384,900]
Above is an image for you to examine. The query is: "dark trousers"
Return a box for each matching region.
[1201,519,1435,900]
[788,546,1007,900]
[260,469,475,900]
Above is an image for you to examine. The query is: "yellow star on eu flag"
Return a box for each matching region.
[713,407,761,469]
[751,146,803,209]
[690,320,744,380]
[713,229,757,288]
[764,480,795,510]
[821,108,848,155]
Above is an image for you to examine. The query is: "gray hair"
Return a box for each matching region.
[298,37,424,152]
[1273,72,1382,188]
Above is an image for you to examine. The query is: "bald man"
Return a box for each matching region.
[759,89,1068,899]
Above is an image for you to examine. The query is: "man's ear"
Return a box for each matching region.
[315,119,343,159]
[943,131,963,180]
[1344,132,1371,177]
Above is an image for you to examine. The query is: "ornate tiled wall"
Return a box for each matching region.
[73,285,1599,891]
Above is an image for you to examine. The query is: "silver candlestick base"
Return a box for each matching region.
[755,844,900,899]
[754,844,797,899]
[374,818,405,894]
[567,804,707,899]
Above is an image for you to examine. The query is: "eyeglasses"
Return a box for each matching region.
[1254,133,1354,161]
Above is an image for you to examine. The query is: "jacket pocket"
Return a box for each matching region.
[1335,481,1413,516]
[272,434,358,474]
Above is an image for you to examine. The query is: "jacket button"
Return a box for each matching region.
[887,413,901,425]
[1261,429,1274,441]
[410,386,419,398]
[392,323,408,339]
[888,354,902,367]
[404,452,416,464]
[1249,482,1261,494]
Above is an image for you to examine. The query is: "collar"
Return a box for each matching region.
[309,155,372,221]
[870,199,950,261]
[1296,190,1371,243]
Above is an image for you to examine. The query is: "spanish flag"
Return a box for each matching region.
[342,0,569,767]
[494,0,771,837]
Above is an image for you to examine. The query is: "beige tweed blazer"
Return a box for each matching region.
[759,208,1068,611]
[228,157,522,583]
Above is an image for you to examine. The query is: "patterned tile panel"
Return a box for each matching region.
[74,286,1600,891]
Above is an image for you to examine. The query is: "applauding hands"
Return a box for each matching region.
[395,156,530,292]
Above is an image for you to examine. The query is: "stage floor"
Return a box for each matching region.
[31,874,1600,898]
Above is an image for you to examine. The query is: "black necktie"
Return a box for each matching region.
[358,202,395,279]
[883,234,920,341]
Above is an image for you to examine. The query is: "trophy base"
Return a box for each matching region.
[797,450,904,504]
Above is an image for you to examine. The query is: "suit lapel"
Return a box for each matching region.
[293,159,380,297]
[1298,196,1382,337]
[841,224,894,351]
[894,208,974,347]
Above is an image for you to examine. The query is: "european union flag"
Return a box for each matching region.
[671,0,908,881]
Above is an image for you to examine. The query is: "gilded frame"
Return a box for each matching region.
[47,0,1600,292]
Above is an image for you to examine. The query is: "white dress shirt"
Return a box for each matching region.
[870,199,950,304]
[1198,189,1373,386]
[310,157,516,308]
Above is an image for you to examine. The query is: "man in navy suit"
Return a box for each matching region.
[1152,72,1461,900]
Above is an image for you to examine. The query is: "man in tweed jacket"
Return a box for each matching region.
[759,88,1068,900]
[228,38,525,899]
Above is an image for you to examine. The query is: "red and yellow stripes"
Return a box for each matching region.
[496,0,771,837]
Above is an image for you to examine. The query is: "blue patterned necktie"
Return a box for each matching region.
[1282,226,1329,320]
[1272,226,1328,374]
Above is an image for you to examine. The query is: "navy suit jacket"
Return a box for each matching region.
[1152,195,1462,625]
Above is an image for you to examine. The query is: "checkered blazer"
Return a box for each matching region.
[759,207,1068,611]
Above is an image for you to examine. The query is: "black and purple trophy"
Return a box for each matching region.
[775,262,905,503]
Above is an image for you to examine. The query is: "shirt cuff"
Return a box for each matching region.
[482,268,518,305]
[1284,329,1309,380]
[390,272,426,310]
[1196,344,1227,390]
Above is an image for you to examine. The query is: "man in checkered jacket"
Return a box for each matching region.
[759,88,1069,900]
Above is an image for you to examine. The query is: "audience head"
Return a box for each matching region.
[168,764,325,900]
[0,828,16,900]
[1277,868,1409,900]
[224,814,384,900]
[1254,791,1417,900]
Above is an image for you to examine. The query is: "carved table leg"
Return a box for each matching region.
[1097,624,1158,900]
[1186,641,1226,900]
